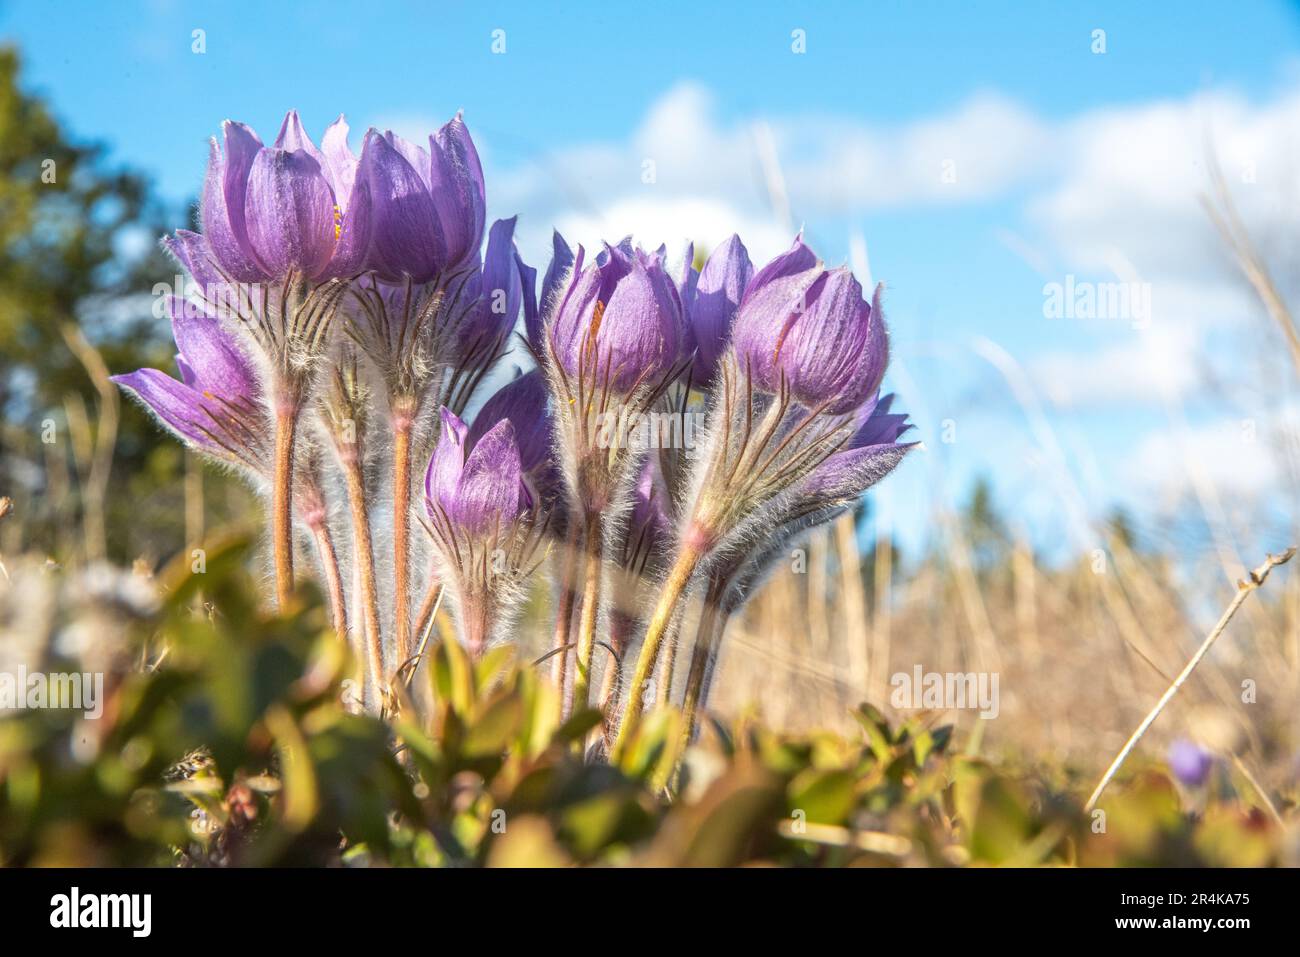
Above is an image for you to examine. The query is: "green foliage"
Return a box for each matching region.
[0,542,1288,867]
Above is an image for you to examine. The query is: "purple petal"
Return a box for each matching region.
[678,242,699,317]
[112,369,219,451]
[802,441,916,501]
[547,244,597,366]
[468,369,550,474]
[426,407,469,513]
[453,419,523,534]
[166,296,258,401]
[162,229,224,293]
[479,217,522,332]
[778,268,870,409]
[516,250,539,351]
[384,131,431,190]
[323,173,372,279]
[200,123,266,281]
[429,113,486,272]
[533,230,575,353]
[274,110,328,171]
[243,148,337,280]
[361,130,445,283]
[732,235,823,390]
[320,114,359,209]
[691,234,751,382]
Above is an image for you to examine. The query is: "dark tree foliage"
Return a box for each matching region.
[0,46,243,564]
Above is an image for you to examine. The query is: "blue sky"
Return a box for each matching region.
[4,1,1299,567]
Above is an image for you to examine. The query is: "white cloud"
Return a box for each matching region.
[1129,414,1288,505]
[483,79,1298,423]
[487,82,1060,269]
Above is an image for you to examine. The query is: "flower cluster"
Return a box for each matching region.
[116,108,914,741]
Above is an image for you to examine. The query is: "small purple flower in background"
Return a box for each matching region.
[1168,738,1215,787]
[540,238,688,710]
[679,234,753,385]
[115,296,349,634]
[426,408,528,537]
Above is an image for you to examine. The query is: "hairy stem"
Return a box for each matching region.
[310,520,347,640]
[461,589,492,660]
[611,545,700,760]
[272,408,298,608]
[571,513,604,711]
[598,614,633,753]
[682,581,725,743]
[342,456,385,707]
[552,522,582,711]
[392,422,413,664]
[658,617,680,706]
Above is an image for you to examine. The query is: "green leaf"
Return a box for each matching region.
[789,768,857,825]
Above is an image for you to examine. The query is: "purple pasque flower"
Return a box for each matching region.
[429,114,487,274]
[423,405,546,655]
[547,241,684,396]
[731,235,887,415]
[112,296,265,471]
[190,110,372,286]
[112,297,339,529]
[358,114,485,284]
[425,407,528,538]
[679,234,753,385]
[1167,739,1215,787]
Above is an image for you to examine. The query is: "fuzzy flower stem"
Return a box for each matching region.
[682,579,726,744]
[341,456,385,704]
[272,407,298,607]
[598,614,632,753]
[611,544,701,760]
[460,590,491,660]
[551,522,582,709]
[570,512,604,711]
[658,617,680,706]
[392,420,414,664]
[599,614,632,710]
[309,518,348,641]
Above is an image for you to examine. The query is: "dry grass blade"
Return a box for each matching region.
[1085,546,1297,812]
[1202,148,1300,379]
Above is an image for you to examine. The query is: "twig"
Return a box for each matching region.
[401,584,445,690]
[1085,547,1296,812]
